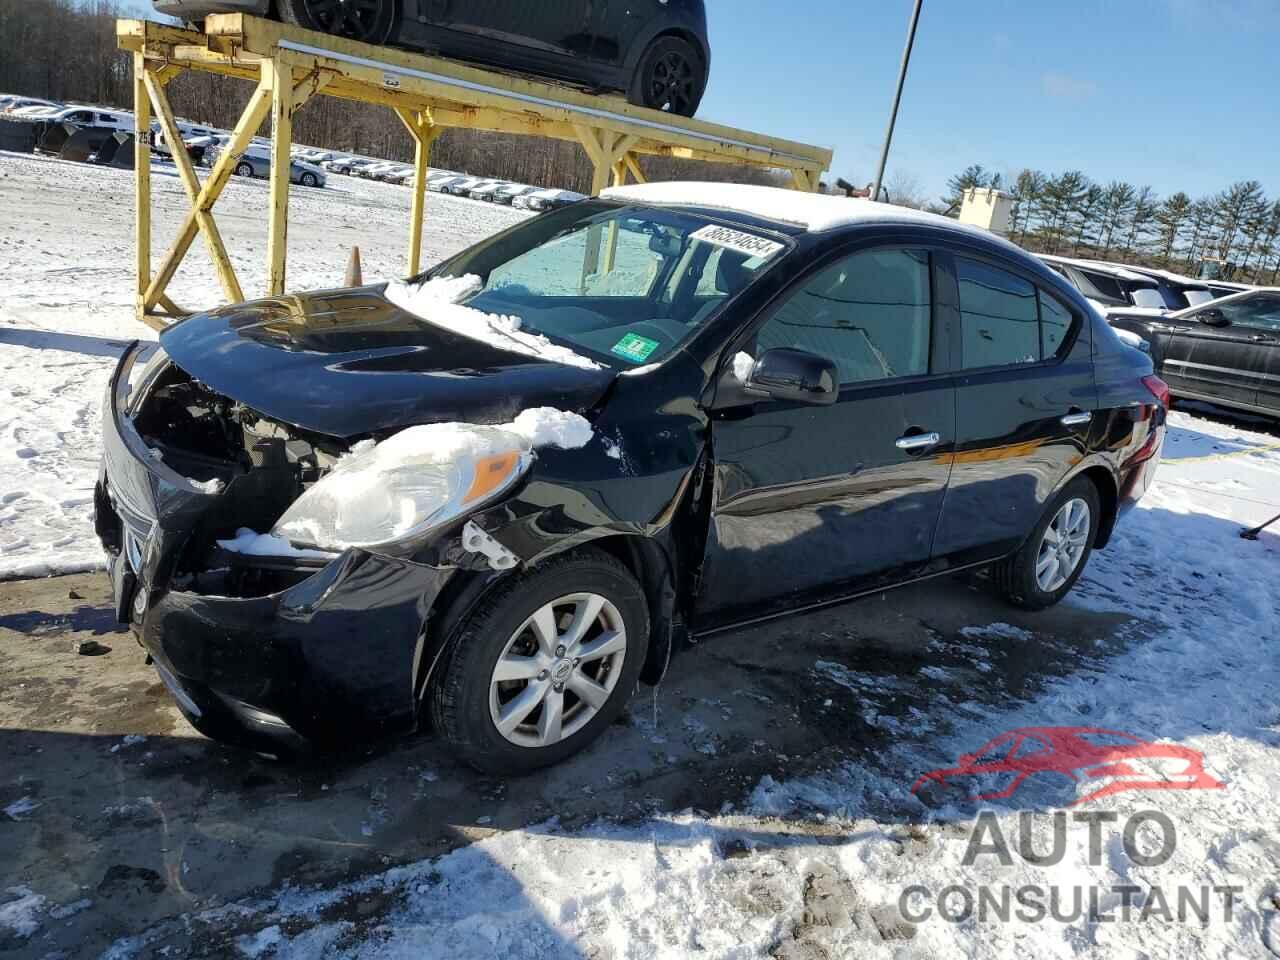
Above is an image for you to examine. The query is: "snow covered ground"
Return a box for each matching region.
[0,149,527,578]
[2,150,1280,958]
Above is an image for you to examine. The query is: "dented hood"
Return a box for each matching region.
[159,286,615,438]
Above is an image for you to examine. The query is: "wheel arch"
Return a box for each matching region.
[1072,462,1120,549]
[416,532,679,719]
[625,26,711,88]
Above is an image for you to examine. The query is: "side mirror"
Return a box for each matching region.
[1197,308,1229,327]
[746,348,839,406]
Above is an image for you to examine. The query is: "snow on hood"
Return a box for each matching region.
[383,275,604,371]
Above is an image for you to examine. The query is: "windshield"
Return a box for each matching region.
[431,200,790,367]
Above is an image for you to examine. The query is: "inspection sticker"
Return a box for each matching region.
[690,225,785,261]
[611,333,661,364]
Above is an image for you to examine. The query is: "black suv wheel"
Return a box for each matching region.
[629,36,705,117]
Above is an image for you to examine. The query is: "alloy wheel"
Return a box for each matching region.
[488,593,627,748]
[647,50,696,115]
[299,0,389,41]
[1036,497,1091,592]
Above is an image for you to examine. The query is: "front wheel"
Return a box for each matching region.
[277,0,396,45]
[628,36,705,117]
[992,476,1101,610]
[234,161,253,177]
[429,549,649,774]
[299,172,318,187]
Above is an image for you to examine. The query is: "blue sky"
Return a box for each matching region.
[700,0,1279,204]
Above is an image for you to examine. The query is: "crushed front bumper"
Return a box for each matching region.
[95,344,456,751]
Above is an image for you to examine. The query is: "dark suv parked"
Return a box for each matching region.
[153,0,711,116]
[96,184,1166,772]
[1109,288,1280,417]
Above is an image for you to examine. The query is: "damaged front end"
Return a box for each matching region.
[96,343,462,751]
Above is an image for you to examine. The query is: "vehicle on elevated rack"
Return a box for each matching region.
[1108,287,1280,417]
[96,183,1166,772]
[151,0,711,116]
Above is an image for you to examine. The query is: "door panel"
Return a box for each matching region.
[1162,324,1265,408]
[1259,341,1280,414]
[693,245,955,628]
[428,1,598,61]
[932,349,1096,564]
[930,259,1097,566]
[593,0,660,65]
[696,379,956,626]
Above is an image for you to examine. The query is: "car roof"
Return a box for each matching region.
[601,181,1022,249]
[1037,254,1155,284]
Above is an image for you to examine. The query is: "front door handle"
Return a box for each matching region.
[1061,410,1093,426]
[895,431,941,451]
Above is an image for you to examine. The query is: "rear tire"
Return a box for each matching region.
[429,549,649,774]
[277,0,396,45]
[628,36,705,117]
[992,476,1101,610]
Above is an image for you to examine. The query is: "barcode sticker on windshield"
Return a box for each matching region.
[690,225,784,262]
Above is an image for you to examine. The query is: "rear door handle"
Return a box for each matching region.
[895,431,941,451]
[1061,410,1093,426]
[1250,334,1275,343]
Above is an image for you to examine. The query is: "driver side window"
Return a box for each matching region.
[1215,295,1280,332]
[752,248,932,386]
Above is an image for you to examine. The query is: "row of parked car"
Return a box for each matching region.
[1,94,583,209]
[1038,253,1279,419]
[297,148,586,211]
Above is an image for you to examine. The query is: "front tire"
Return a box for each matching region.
[629,36,705,117]
[429,549,649,774]
[234,161,253,177]
[299,172,318,187]
[992,476,1101,610]
[277,0,396,45]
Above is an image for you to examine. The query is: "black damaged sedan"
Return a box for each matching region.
[96,183,1167,772]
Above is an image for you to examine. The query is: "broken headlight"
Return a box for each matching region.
[271,424,533,553]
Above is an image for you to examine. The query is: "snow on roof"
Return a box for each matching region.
[1120,264,1210,288]
[601,182,1019,247]
[1037,253,1151,283]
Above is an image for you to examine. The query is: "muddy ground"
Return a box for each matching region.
[0,569,1142,958]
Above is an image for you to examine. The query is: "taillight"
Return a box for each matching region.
[1142,375,1170,409]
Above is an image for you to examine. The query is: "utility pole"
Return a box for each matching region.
[871,0,923,203]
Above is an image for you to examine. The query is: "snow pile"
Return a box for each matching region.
[508,407,593,450]
[3,797,39,821]
[958,622,1035,642]
[0,151,529,579]
[216,528,338,561]
[732,351,755,381]
[0,887,44,940]
[384,274,603,370]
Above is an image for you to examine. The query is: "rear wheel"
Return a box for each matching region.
[992,476,1101,610]
[629,36,705,117]
[429,549,648,774]
[234,161,253,177]
[276,0,396,45]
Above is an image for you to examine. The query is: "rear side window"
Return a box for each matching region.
[1039,291,1073,357]
[754,248,932,385]
[957,258,1039,368]
[1076,270,1126,304]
